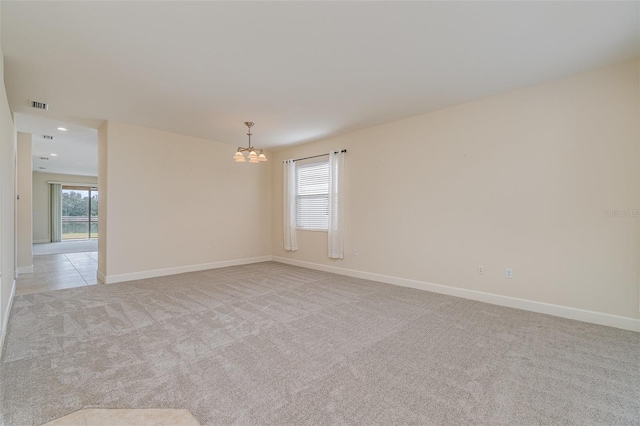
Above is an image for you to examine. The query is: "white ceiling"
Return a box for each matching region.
[3,2,639,151]
[17,113,97,177]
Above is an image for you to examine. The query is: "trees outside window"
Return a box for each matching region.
[61,187,98,239]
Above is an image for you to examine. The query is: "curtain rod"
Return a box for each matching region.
[284,149,347,163]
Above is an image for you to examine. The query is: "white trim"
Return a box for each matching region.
[33,239,50,244]
[97,270,106,284]
[0,278,16,355]
[102,256,272,284]
[271,256,640,333]
[17,265,33,275]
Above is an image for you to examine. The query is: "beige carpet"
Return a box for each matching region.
[32,240,98,256]
[1,262,638,425]
[43,409,200,426]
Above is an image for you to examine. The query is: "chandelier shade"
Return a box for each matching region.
[233,122,267,164]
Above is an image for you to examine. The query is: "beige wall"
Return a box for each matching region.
[32,172,98,243]
[0,7,16,342]
[97,121,107,279]
[100,121,271,278]
[271,60,640,321]
[17,132,31,270]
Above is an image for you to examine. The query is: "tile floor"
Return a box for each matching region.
[15,251,99,296]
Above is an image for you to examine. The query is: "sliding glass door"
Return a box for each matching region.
[61,186,98,240]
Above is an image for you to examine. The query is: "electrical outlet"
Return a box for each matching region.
[205,245,211,253]
[353,248,358,256]
[505,268,513,279]
[477,265,484,275]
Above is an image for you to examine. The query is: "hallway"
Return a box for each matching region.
[15,251,99,295]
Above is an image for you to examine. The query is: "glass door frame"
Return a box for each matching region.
[61,185,98,240]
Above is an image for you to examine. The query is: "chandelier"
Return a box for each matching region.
[233,122,267,163]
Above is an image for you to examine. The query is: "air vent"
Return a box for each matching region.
[42,135,54,140]
[39,157,49,161]
[30,100,48,110]
[38,167,46,170]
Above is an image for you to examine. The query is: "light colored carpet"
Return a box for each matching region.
[32,240,98,256]
[43,409,200,426]
[1,262,638,425]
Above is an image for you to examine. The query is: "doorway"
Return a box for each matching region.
[14,118,100,295]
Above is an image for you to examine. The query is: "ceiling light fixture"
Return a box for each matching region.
[50,153,58,156]
[233,122,267,164]
[57,127,67,131]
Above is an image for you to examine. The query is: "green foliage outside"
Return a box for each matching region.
[62,190,99,239]
[62,191,98,217]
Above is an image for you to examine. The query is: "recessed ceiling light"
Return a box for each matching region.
[50,153,58,156]
[57,127,67,131]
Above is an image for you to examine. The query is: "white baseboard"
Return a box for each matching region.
[97,270,106,284]
[103,256,273,284]
[17,265,33,275]
[272,256,640,333]
[33,239,50,244]
[0,277,16,356]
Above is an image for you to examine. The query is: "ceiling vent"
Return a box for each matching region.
[39,157,49,161]
[42,135,54,140]
[29,100,49,110]
[38,167,46,170]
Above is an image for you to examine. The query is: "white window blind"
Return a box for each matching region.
[296,161,329,230]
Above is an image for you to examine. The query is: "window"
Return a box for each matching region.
[61,186,99,240]
[296,160,329,230]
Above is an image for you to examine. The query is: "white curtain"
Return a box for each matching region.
[283,160,298,251]
[328,151,345,259]
[50,183,62,242]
